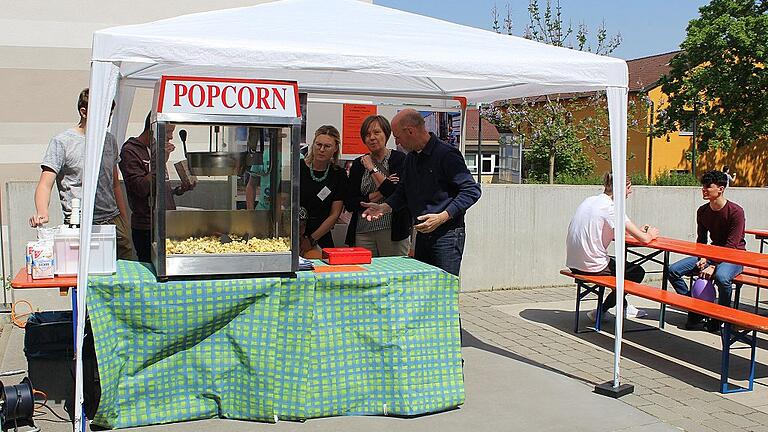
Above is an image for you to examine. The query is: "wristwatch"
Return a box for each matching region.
[304,234,318,247]
[369,166,380,175]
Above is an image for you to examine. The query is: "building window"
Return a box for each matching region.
[679,118,693,136]
[464,153,498,175]
[481,154,497,174]
[465,153,478,174]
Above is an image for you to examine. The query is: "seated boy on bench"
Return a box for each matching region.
[668,170,746,332]
[566,172,660,321]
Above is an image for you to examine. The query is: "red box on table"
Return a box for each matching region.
[321,247,372,265]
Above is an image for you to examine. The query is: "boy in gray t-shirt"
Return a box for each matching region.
[29,88,134,260]
[40,129,120,224]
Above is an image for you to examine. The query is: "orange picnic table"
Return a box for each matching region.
[625,236,768,327]
[746,229,768,254]
[10,267,77,296]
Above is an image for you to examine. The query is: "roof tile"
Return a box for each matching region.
[627,51,680,92]
[466,108,501,140]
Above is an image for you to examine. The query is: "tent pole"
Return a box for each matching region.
[476,103,482,183]
[0,186,6,306]
[595,86,633,399]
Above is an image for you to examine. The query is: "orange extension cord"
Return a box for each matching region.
[10,300,33,328]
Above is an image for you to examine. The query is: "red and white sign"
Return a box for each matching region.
[156,76,301,118]
[342,104,377,156]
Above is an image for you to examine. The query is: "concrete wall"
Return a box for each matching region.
[460,184,768,291]
[0,0,373,195]
[4,183,768,293]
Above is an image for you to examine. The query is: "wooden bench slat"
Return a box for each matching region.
[741,267,768,278]
[560,270,768,332]
[734,273,768,288]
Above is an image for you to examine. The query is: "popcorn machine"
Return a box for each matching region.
[150,76,301,279]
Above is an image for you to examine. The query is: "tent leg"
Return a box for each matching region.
[72,288,86,431]
[594,381,634,398]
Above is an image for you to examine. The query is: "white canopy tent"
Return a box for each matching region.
[78,0,630,428]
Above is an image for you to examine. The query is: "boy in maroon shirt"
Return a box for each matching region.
[668,170,746,331]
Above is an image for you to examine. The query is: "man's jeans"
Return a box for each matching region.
[414,227,465,276]
[668,256,743,307]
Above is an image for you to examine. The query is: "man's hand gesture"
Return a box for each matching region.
[415,211,450,233]
[361,202,391,221]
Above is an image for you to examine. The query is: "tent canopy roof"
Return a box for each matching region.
[75,3,632,428]
[92,0,627,103]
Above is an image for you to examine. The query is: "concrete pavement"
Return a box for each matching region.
[5,285,768,431]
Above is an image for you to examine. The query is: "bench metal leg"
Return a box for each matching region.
[574,281,604,333]
[753,237,764,312]
[720,323,758,393]
[659,251,669,329]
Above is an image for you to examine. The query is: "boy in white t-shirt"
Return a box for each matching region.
[566,173,660,321]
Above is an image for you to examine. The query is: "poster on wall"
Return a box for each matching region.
[418,111,461,149]
[342,104,377,157]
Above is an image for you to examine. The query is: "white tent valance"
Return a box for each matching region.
[90,0,627,100]
[76,0,630,429]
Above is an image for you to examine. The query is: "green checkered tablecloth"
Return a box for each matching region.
[87,257,464,428]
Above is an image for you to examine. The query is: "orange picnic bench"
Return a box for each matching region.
[561,269,768,393]
[733,271,768,312]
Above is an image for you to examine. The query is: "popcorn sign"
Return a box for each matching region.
[156,76,301,118]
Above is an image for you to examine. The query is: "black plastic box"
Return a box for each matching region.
[23,311,100,417]
[24,311,74,360]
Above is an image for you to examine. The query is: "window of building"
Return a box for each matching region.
[465,153,478,174]
[679,116,693,136]
[464,153,498,175]
[481,154,497,174]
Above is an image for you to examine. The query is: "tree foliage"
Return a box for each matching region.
[484,95,596,182]
[655,0,768,151]
[523,0,621,55]
[484,0,628,183]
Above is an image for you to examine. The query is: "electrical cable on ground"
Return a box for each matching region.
[11,300,34,328]
[32,389,70,422]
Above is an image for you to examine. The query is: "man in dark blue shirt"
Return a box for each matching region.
[361,109,481,275]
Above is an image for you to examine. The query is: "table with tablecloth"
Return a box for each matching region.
[86,257,464,428]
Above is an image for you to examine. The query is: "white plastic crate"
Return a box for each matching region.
[54,225,116,276]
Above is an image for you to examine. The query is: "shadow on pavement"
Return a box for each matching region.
[461,328,599,387]
[518,307,768,392]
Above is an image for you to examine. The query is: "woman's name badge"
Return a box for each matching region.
[317,186,331,201]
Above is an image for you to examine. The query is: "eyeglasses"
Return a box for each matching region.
[314,142,334,150]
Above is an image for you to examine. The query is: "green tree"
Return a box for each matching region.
[655,0,768,152]
[484,0,629,184]
[483,95,596,182]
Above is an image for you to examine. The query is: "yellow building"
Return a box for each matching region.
[589,51,767,187]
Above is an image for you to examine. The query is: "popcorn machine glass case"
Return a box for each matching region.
[150,76,301,279]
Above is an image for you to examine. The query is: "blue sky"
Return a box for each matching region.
[374,0,709,60]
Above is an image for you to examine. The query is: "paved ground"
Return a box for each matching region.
[3,285,768,431]
[462,286,768,432]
